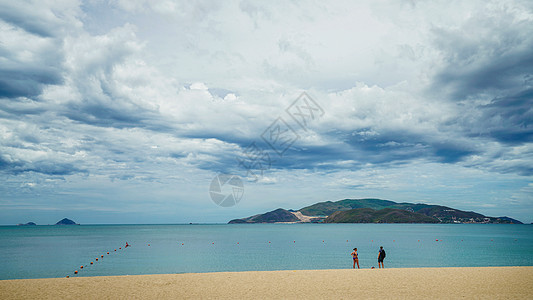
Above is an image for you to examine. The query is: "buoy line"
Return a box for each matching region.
[69,243,131,278]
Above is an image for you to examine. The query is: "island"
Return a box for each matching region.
[55,218,78,225]
[17,222,37,226]
[229,198,523,224]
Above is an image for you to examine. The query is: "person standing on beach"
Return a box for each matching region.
[351,248,360,269]
[378,246,386,268]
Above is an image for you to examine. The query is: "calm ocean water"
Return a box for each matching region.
[0,224,532,280]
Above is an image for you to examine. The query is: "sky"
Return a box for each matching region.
[0,0,532,224]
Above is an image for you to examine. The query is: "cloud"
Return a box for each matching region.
[0,19,63,98]
[0,1,82,99]
[429,2,533,100]
[476,89,533,144]
[0,148,85,176]
[0,0,81,38]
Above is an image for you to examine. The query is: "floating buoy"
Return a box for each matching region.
[346,240,348,242]
[418,240,420,242]
[148,244,150,246]
[66,276,69,278]
[90,262,93,265]
[393,240,395,242]
[212,242,214,244]
[181,243,184,245]
[119,247,121,249]
[294,241,296,243]
[96,258,98,261]
[436,239,438,241]
[114,249,116,251]
[101,255,104,258]
[237,242,239,244]
[372,240,373,242]
[80,266,83,269]
[269,241,271,243]
[107,252,109,254]
[322,240,324,242]
[74,270,78,274]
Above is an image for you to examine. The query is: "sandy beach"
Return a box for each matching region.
[1,267,532,299]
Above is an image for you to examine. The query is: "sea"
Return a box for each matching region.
[0,223,532,280]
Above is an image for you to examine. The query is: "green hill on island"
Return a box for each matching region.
[228,198,523,224]
[299,198,397,216]
[324,208,439,223]
[229,208,300,223]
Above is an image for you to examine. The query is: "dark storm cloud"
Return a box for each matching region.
[0,2,58,38]
[267,144,355,171]
[0,2,69,99]
[433,47,533,101]
[200,127,477,174]
[21,161,85,176]
[432,144,476,164]
[63,101,151,129]
[445,87,533,154]
[0,156,85,176]
[0,98,47,116]
[341,129,476,165]
[499,165,533,177]
[422,6,533,177]
[0,66,63,99]
[430,10,533,101]
[477,89,533,144]
[345,130,427,161]
[0,156,20,170]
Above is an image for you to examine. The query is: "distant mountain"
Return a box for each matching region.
[299,199,522,224]
[229,208,299,223]
[497,216,523,224]
[228,198,523,224]
[17,222,37,226]
[324,208,439,223]
[55,218,78,225]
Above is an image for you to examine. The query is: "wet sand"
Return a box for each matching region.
[1,267,532,299]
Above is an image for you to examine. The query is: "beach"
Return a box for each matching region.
[1,267,532,299]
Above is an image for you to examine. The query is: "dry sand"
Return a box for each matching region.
[1,267,532,299]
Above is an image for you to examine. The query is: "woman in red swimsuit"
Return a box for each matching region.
[351,248,359,269]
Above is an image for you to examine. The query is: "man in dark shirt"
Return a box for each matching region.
[378,246,386,268]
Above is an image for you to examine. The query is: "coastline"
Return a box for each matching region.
[1,267,532,299]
